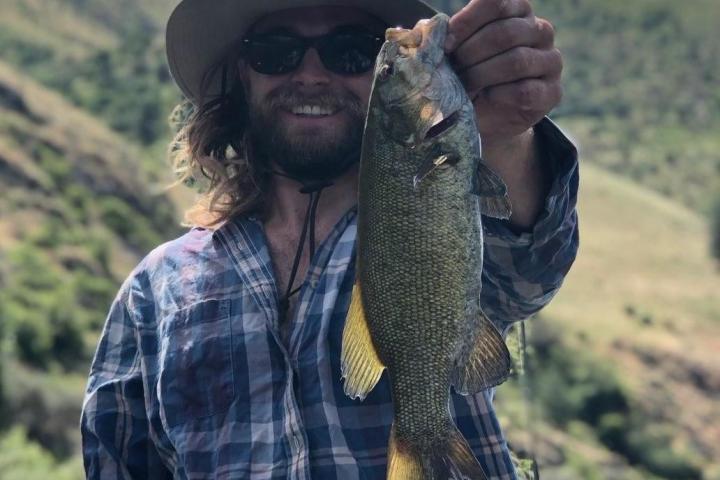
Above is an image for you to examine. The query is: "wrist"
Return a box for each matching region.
[481,128,535,173]
[480,127,549,231]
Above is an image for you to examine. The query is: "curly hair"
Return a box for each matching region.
[169,60,272,229]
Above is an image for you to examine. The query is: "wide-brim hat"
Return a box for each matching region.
[166,0,438,105]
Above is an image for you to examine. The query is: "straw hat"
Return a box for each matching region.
[166,0,438,105]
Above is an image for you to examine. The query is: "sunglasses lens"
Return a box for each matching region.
[244,36,305,75]
[320,33,382,74]
[242,31,382,75]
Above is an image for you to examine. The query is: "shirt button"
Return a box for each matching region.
[310,279,319,289]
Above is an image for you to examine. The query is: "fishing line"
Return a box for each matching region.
[518,320,540,479]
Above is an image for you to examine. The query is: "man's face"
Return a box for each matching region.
[240,7,385,182]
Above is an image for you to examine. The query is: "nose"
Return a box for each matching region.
[290,47,331,87]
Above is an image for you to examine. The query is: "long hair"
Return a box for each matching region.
[169,59,271,229]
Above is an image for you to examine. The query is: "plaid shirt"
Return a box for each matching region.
[81,118,579,479]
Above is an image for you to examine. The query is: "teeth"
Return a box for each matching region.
[291,105,334,116]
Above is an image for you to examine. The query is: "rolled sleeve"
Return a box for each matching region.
[80,278,171,479]
[481,117,579,329]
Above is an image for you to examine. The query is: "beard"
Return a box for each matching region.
[246,85,366,183]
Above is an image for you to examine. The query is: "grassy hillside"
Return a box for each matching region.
[496,161,719,479]
[0,58,184,478]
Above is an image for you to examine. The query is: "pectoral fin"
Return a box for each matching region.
[452,309,512,395]
[413,153,459,190]
[473,163,512,219]
[341,283,385,400]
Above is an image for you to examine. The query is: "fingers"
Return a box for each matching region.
[483,78,563,116]
[446,0,533,51]
[459,47,563,94]
[452,17,556,69]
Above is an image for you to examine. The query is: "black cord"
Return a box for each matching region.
[276,178,333,313]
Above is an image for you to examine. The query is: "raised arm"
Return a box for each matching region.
[480,118,579,328]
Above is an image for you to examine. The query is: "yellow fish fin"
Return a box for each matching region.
[387,424,423,480]
[452,309,512,395]
[387,423,489,480]
[341,283,385,400]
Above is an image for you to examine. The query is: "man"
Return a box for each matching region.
[81,0,579,478]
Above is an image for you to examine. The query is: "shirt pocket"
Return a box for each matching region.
[158,299,235,429]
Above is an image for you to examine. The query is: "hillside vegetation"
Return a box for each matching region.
[0,1,718,479]
[497,163,719,479]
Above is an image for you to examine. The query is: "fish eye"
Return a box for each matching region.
[378,62,394,81]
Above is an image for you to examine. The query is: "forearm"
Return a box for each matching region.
[482,127,550,232]
[480,117,580,329]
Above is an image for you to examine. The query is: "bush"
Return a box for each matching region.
[2,244,91,370]
[528,319,629,428]
[527,318,702,478]
[97,196,162,252]
[2,364,85,462]
[0,427,82,480]
[626,424,702,479]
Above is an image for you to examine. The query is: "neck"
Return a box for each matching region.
[263,164,359,236]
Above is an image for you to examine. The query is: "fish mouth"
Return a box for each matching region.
[384,15,447,60]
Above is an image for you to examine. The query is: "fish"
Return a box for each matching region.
[341,13,514,480]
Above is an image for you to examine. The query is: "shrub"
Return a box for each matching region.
[0,427,82,480]
[626,424,702,479]
[527,317,701,478]
[528,319,630,428]
[3,244,90,370]
[97,196,162,252]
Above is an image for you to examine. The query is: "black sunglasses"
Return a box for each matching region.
[241,27,384,76]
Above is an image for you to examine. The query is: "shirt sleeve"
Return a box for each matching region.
[480,117,579,330]
[80,276,172,479]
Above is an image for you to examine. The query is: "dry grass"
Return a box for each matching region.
[544,161,717,354]
[0,0,118,59]
[534,159,720,475]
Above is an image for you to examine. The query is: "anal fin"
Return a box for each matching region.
[452,309,512,395]
[341,283,385,400]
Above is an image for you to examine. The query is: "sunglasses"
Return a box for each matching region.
[241,27,384,76]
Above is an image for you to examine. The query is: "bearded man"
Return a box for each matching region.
[80,0,579,478]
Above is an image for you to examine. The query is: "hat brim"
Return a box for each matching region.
[166,0,438,105]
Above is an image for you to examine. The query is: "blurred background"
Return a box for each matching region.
[0,0,717,478]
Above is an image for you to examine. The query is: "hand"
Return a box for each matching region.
[445,0,563,147]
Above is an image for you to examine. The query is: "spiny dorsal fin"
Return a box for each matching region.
[452,309,512,395]
[341,283,385,400]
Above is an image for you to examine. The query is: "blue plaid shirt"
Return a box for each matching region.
[81,118,579,479]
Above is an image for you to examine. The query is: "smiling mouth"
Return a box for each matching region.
[289,105,339,117]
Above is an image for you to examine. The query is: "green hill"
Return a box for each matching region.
[496,161,719,479]
[0,59,183,478]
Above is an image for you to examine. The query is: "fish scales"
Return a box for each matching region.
[341,13,513,480]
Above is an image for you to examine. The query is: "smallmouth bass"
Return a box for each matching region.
[341,13,515,480]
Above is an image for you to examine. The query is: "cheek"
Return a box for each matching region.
[345,74,374,108]
[241,64,288,104]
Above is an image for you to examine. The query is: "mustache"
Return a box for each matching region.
[262,86,365,116]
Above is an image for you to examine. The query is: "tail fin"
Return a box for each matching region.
[387,423,488,480]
